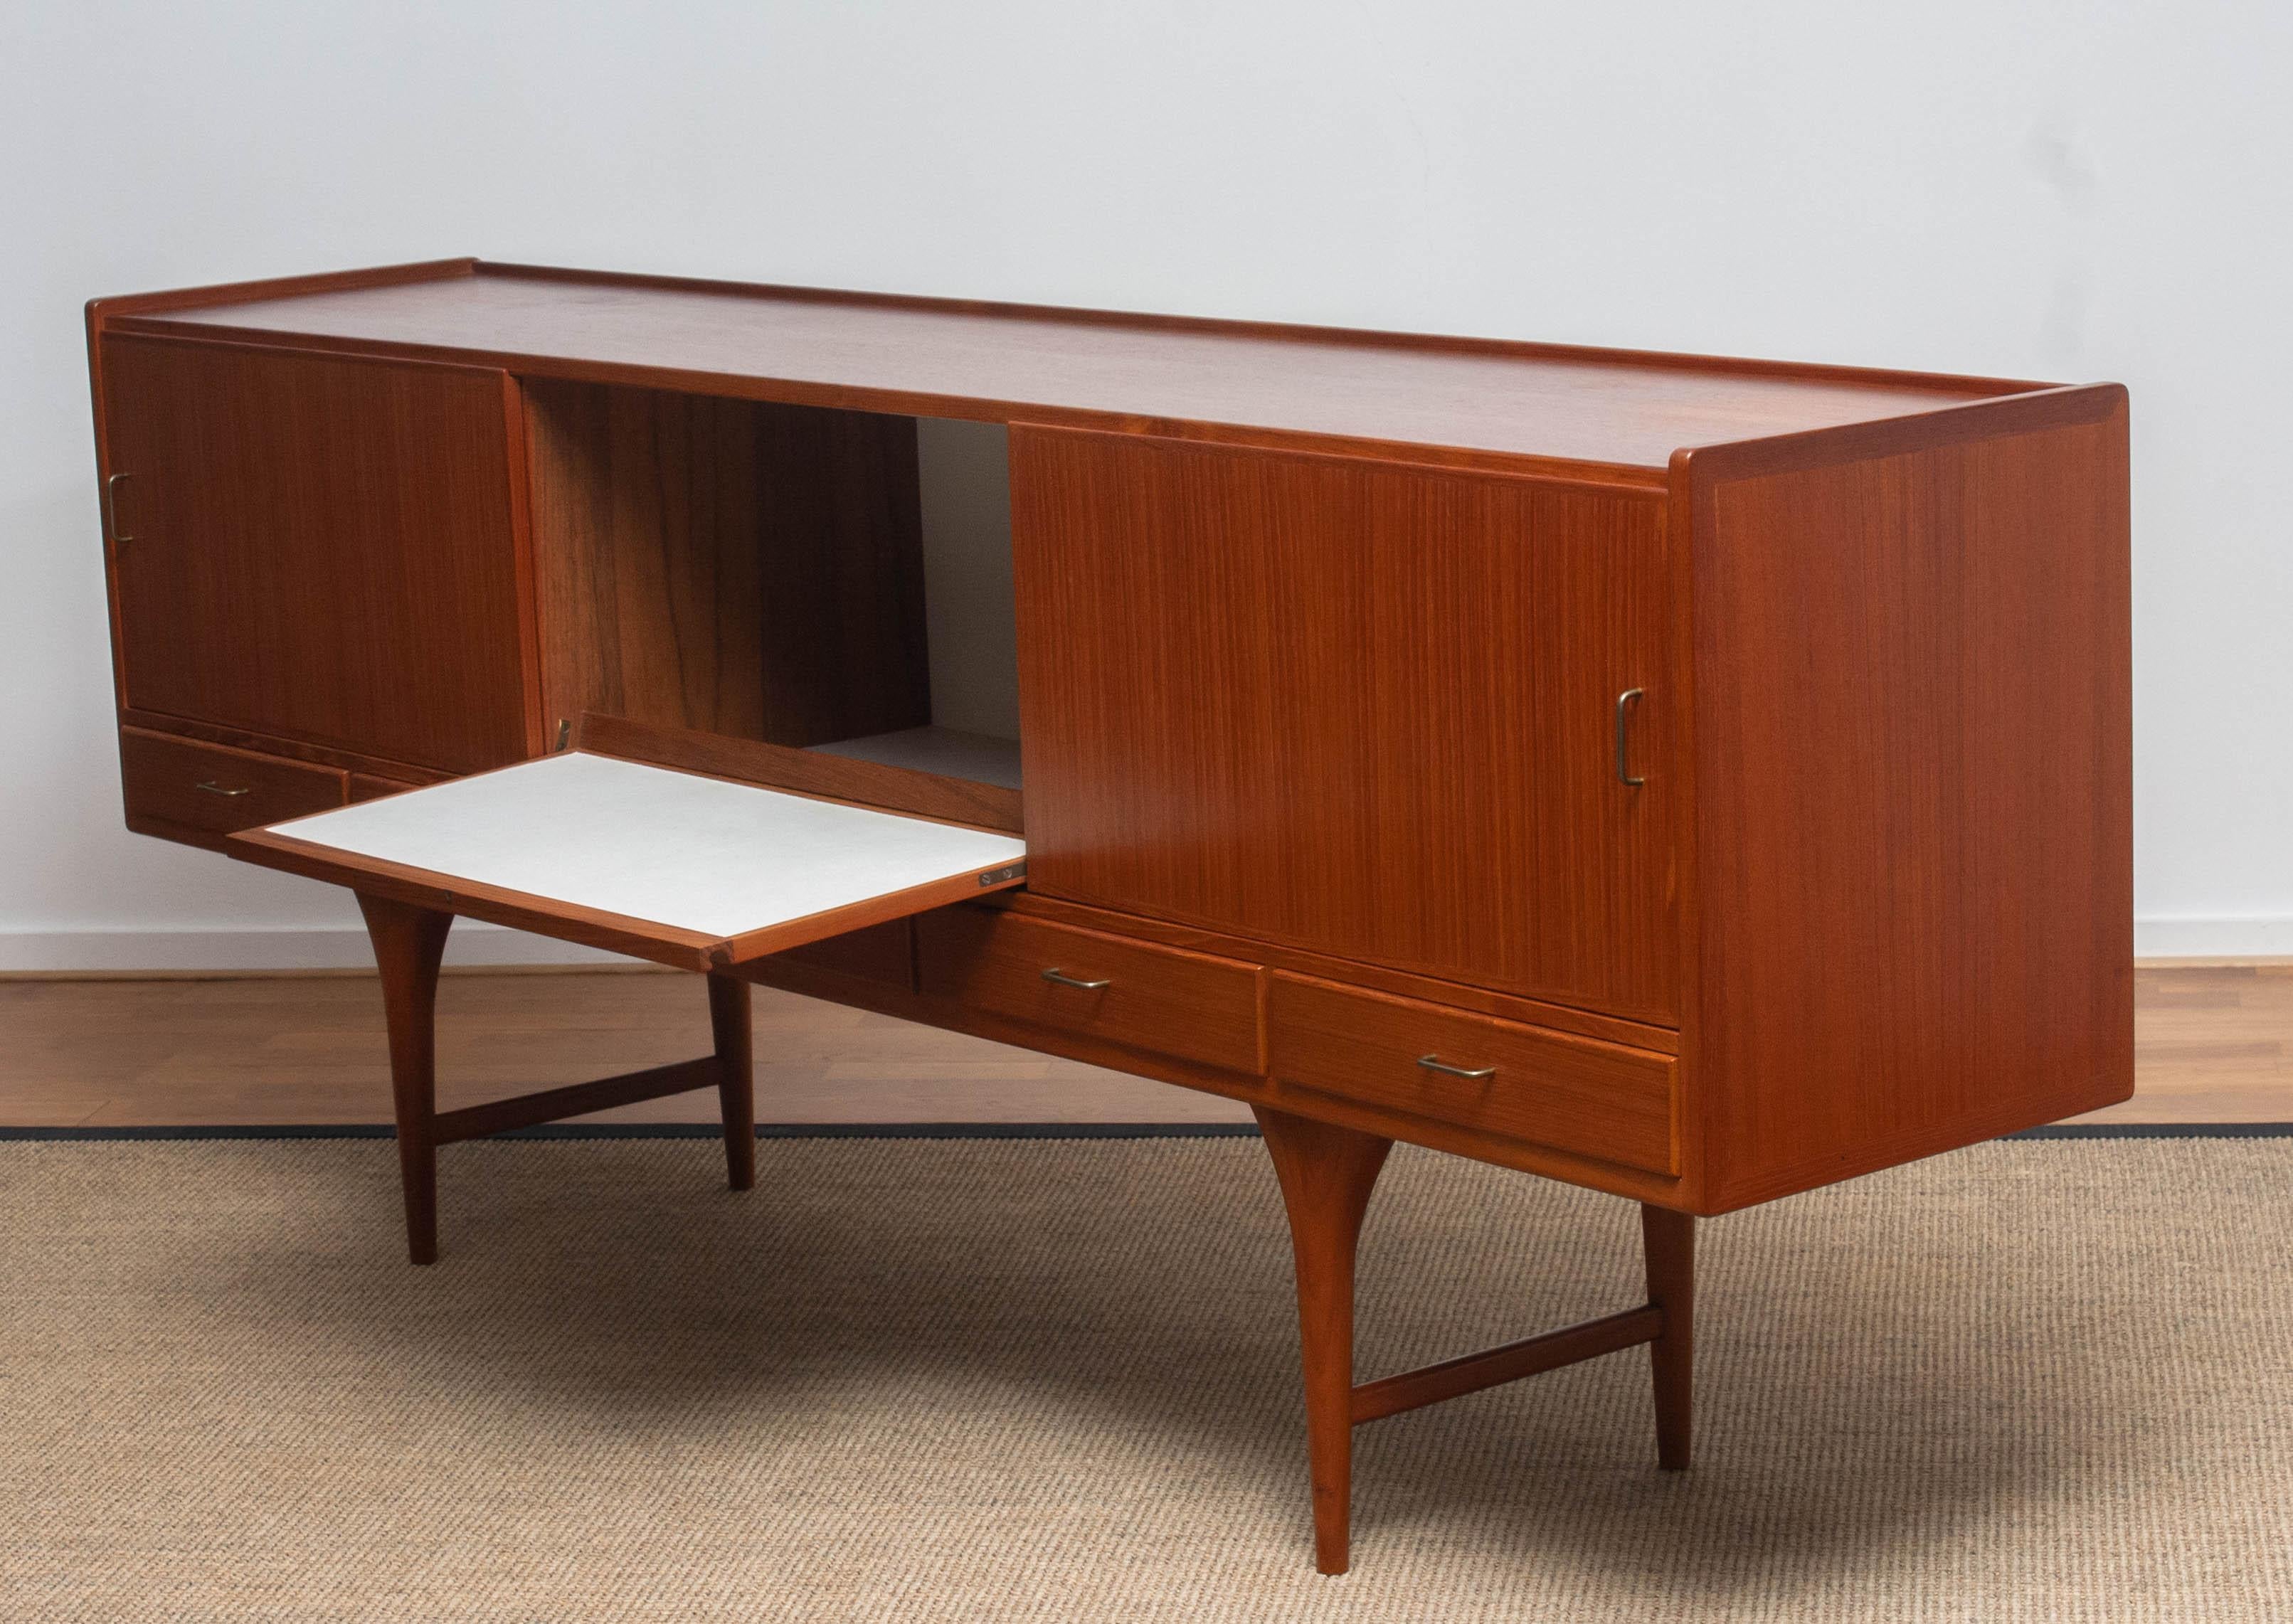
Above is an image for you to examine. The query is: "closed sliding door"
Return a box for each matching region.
[100,335,532,773]
[1010,429,1676,1026]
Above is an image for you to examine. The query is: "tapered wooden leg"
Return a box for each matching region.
[1641,1204,1694,1470]
[709,972,754,1192]
[1254,1105,1393,1576]
[357,893,452,1265]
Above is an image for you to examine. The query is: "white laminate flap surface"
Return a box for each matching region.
[263,751,1027,939]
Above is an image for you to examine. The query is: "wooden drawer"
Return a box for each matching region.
[916,906,1263,1074]
[1266,972,1678,1175]
[120,728,346,836]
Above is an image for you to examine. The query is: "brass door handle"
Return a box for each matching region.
[1418,1054,1495,1081]
[1615,688,1646,787]
[1040,967,1111,991]
[102,472,134,546]
[195,780,252,797]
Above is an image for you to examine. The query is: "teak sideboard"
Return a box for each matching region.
[84,258,2132,1573]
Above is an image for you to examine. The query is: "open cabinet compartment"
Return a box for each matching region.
[519,380,1025,797]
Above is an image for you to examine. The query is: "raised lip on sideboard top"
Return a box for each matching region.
[91,258,2076,482]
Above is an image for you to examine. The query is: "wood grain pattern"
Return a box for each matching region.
[1012,429,1676,1024]
[119,727,345,836]
[1641,1204,1695,1470]
[737,952,1692,1206]
[358,893,452,1264]
[347,773,420,804]
[356,884,757,1261]
[232,825,726,972]
[714,868,1029,965]
[83,266,484,720]
[709,974,756,1190]
[915,904,1264,1075]
[524,378,766,738]
[120,262,2042,477]
[428,1056,720,1144]
[1266,972,1678,1177]
[98,335,531,773]
[1347,1306,1661,1424]
[116,711,455,787]
[86,258,477,323]
[985,891,1678,1056]
[83,261,2144,1252]
[771,919,917,989]
[749,399,931,743]
[1252,1105,1392,1576]
[2075,963,2293,1123]
[1682,387,2133,1210]
[520,380,929,746]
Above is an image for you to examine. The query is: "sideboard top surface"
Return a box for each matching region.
[107,261,2054,477]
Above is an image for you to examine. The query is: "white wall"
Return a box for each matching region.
[4,0,2289,968]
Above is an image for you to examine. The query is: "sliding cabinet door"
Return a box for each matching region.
[1010,429,1677,1026]
[100,335,533,773]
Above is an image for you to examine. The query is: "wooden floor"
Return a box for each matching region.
[2,963,2287,1128]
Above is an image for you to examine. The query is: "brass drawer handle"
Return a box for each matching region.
[1418,1054,1495,1081]
[1615,688,1646,787]
[1040,967,1111,991]
[195,780,253,797]
[102,472,134,546]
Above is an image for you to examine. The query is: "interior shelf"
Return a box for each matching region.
[809,726,1022,790]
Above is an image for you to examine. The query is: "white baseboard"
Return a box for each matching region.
[2132,918,2293,960]
[0,925,635,973]
[4,917,2288,974]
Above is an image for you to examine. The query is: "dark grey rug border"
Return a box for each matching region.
[2005,1122,2293,1140]
[2,1123,2287,1142]
[0,1123,1266,1142]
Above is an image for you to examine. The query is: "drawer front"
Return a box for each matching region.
[120,728,347,836]
[1267,972,1677,1174]
[916,906,1263,1074]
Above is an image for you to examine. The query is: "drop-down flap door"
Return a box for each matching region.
[226,716,1028,971]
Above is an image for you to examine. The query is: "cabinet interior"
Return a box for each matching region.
[520,380,1022,800]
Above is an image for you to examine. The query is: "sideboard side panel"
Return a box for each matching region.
[1688,388,2134,1210]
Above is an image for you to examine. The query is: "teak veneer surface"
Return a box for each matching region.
[75,255,2140,1573]
[1683,394,2134,1206]
[523,381,931,747]
[120,728,345,838]
[916,906,1265,1077]
[1265,973,1678,1177]
[1012,429,1675,1025]
[112,262,2042,476]
[98,335,533,774]
[83,260,2132,1213]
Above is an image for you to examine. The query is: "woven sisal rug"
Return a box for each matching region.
[2,1135,2287,1620]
